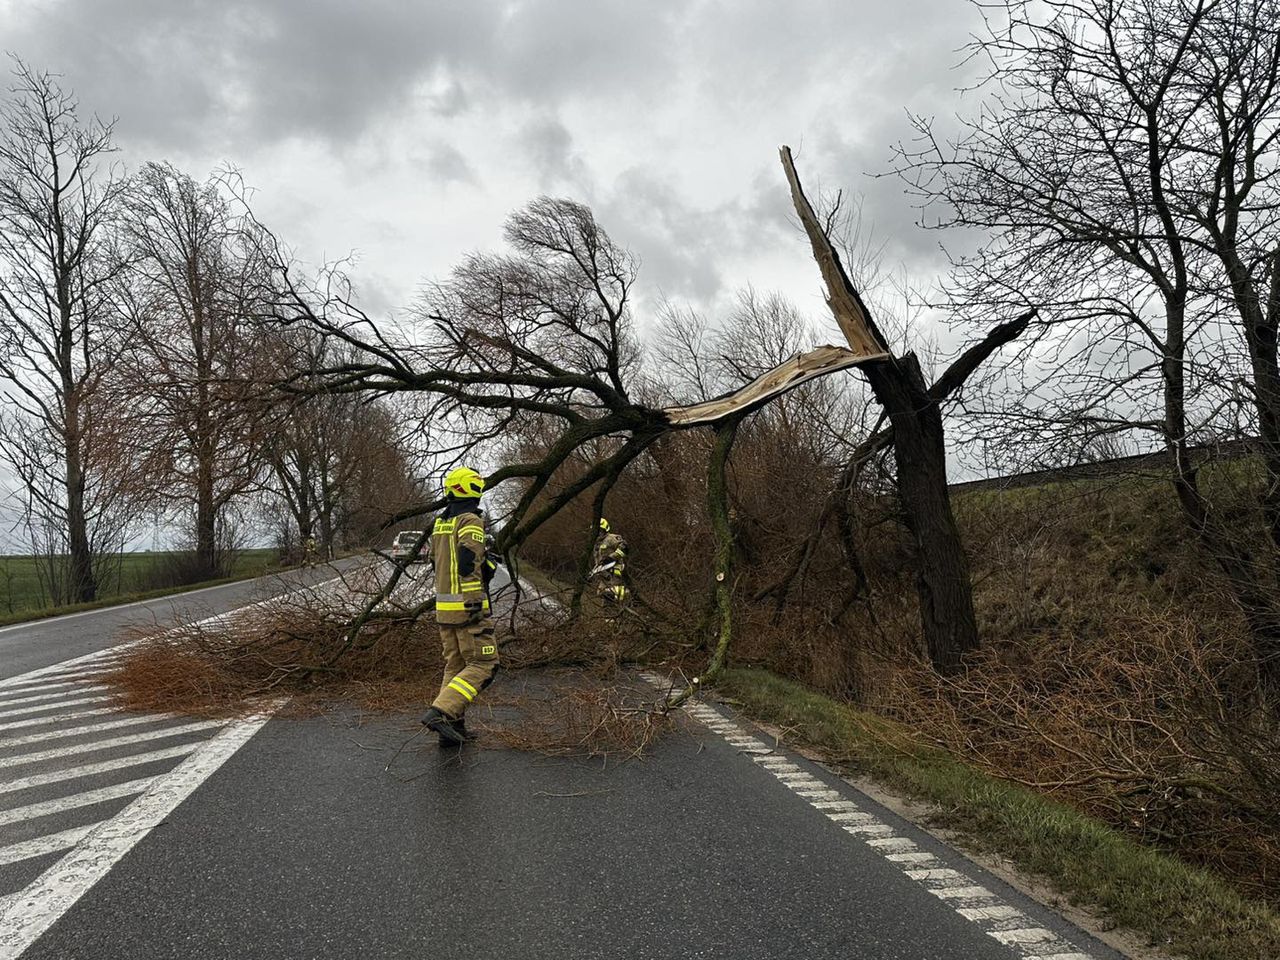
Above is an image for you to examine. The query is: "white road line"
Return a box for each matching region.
[0,694,112,721]
[0,705,117,734]
[0,742,200,795]
[0,777,153,826]
[0,713,182,751]
[0,709,276,959]
[887,851,937,864]
[867,837,918,852]
[0,674,111,698]
[843,822,896,836]
[827,810,878,823]
[641,672,1102,960]
[11,663,121,686]
[991,927,1058,945]
[959,905,1023,922]
[0,664,126,694]
[0,686,108,710]
[0,826,93,867]
[3,719,222,767]
[932,885,995,900]
[907,867,966,881]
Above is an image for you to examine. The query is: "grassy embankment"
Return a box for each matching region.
[717,667,1280,960]
[713,464,1280,960]
[0,549,286,627]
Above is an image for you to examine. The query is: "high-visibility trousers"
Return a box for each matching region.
[432,617,499,718]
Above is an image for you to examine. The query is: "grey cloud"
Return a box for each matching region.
[422,143,475,185]
[597,164,793,307]
[3,0,500,151]
[519,115,590,191]
[3,0,680,156]
[1,0,996,327]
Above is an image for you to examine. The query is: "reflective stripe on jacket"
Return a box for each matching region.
[433,507,490,624]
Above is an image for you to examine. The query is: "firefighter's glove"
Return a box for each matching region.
[464,599,485,624]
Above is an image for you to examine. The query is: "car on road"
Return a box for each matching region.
[389,530,427,562]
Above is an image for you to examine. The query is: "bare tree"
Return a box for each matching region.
[262,327,421,558]
[118,162,265,579]
[0,60,129,603]
[895,0,1280,694]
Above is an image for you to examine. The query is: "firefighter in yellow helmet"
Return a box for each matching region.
[419,466,499,746]
[591,517,629,608]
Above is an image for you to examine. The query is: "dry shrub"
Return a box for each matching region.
[874,607,1280,902]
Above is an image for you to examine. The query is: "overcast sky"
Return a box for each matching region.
[0,0,990,550]
[1,0,984,325]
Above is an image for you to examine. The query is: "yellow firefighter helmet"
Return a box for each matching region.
[443,466,485,499]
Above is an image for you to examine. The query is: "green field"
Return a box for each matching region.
[0,549,284,623]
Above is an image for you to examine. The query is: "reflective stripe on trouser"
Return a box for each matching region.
[433,617,500,718]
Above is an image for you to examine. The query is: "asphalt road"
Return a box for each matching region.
[0,558,368,681]
[1,566,1123,960]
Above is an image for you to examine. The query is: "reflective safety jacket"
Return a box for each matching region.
[432,499,491,625]
[592,531,628,580]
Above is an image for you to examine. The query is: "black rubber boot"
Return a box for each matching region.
[420,706,465,745]
[451,717,476,743]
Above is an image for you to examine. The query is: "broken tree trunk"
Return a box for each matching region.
[780,145,984,673]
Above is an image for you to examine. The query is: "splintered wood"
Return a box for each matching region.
[660,146,889,428]
[663,344,866,425]
[778,145,890,362]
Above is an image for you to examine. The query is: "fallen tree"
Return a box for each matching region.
[224,146,1033,689]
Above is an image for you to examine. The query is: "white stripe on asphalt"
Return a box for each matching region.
[0,777,153,826]
[4,719,222,767]
[0,662,131,693]
[0,742,201,795]
[0,685,108,710]
[0,708,277,959]
[0,674,112,699]
[0,826,94,867]
[0,705,117,733]
[643,672,1102,960]
[0,694,113,721]
[8,663,123,686]
[0,712,183,751]
[0,572,350,957]
[991,928,1058,945]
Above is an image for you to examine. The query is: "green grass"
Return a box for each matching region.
[717,666,1280,960]
[0,549,285,626]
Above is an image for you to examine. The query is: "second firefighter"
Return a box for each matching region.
[591,517,629,607]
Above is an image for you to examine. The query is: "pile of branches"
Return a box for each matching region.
[476,673,668,761]
[877,604,1280,903]
[104,600,442,716]
[102,581,674,758]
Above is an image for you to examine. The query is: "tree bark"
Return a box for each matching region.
[863,354,979,670]
[780,145,983,672]
[700,415,742,684]
[62,390,97,604]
